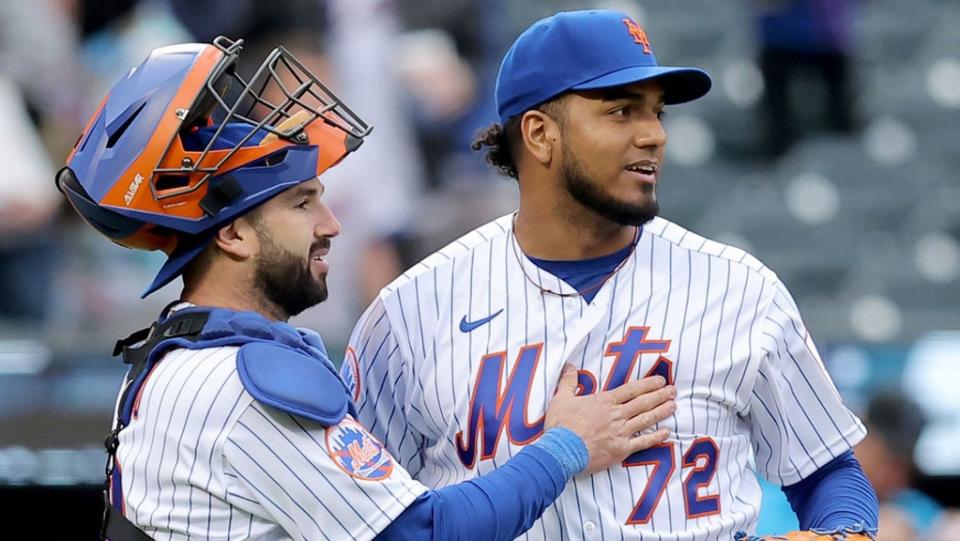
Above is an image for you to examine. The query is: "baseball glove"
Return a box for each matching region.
[734,524,877,540]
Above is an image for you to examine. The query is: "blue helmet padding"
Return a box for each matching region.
[181,122,270,151]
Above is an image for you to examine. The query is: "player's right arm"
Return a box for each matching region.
[224,361,676,540]
[375,365,676,540]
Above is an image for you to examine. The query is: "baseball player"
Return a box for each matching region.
[58,36,679,540]
[346,10,879,540]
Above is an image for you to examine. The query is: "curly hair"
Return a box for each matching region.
[471,116,523,179]
[471,99,566,180]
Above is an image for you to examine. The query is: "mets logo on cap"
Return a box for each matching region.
[326,417,394,480]
[622,18,652,54]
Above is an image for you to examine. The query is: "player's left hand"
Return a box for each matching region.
[544,364,676,475]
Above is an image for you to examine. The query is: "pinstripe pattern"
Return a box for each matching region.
[347,214,867,540]
[116,344,426,540]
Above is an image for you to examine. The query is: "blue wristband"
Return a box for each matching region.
[377,428,582,540]
[532,427,589,477]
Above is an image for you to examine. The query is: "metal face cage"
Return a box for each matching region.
[150,35,372,202]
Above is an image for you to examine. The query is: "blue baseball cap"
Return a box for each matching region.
[495,10,712,123]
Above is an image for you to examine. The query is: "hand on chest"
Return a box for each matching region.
[445,322,750,469]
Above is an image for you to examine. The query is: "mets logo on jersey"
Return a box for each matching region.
[326,417,394,480]
[342,347,362,402]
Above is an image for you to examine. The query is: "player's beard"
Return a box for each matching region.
[252,229,328,318]
[560,142,659,227]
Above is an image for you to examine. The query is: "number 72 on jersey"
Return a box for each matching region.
[454,327,721,524]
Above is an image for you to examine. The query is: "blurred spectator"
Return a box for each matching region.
[74,0,139,36]
[0,0,88,324]
[168,0,327,44]
[0,0,86,127]
[81,1,193,105]
[0,77,59,323]
[391,1,489,189]
[855,389,945,537]
[752,0,859,157]
[300,0,426,348]
[391,0,602,188]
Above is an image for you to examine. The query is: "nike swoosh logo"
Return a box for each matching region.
[459,309,504,333]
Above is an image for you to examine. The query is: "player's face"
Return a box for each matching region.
[556,80,667,226]
[249,179,341,317]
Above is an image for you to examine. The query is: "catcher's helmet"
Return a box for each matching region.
[57,36,370,296]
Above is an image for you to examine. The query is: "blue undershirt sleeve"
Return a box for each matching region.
[375,427,588,540]
[781,450,879,531]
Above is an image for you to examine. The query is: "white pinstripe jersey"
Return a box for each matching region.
[344,213,867,541]
[113,343,426,540]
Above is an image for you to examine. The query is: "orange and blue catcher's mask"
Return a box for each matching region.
[56,36,371,296]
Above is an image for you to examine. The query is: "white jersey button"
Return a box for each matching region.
[584,521,596,536]
[565,298,577,308]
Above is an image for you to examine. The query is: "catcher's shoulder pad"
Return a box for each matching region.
[236,341,349,426]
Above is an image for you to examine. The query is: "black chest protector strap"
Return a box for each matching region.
[100,311,209,541]
[103,508,154,541]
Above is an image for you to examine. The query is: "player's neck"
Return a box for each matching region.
[181,271,289,322]
[514,205,636,260]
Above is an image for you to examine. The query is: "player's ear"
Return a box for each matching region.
[213,215,258,260]
[520,109,559,166]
